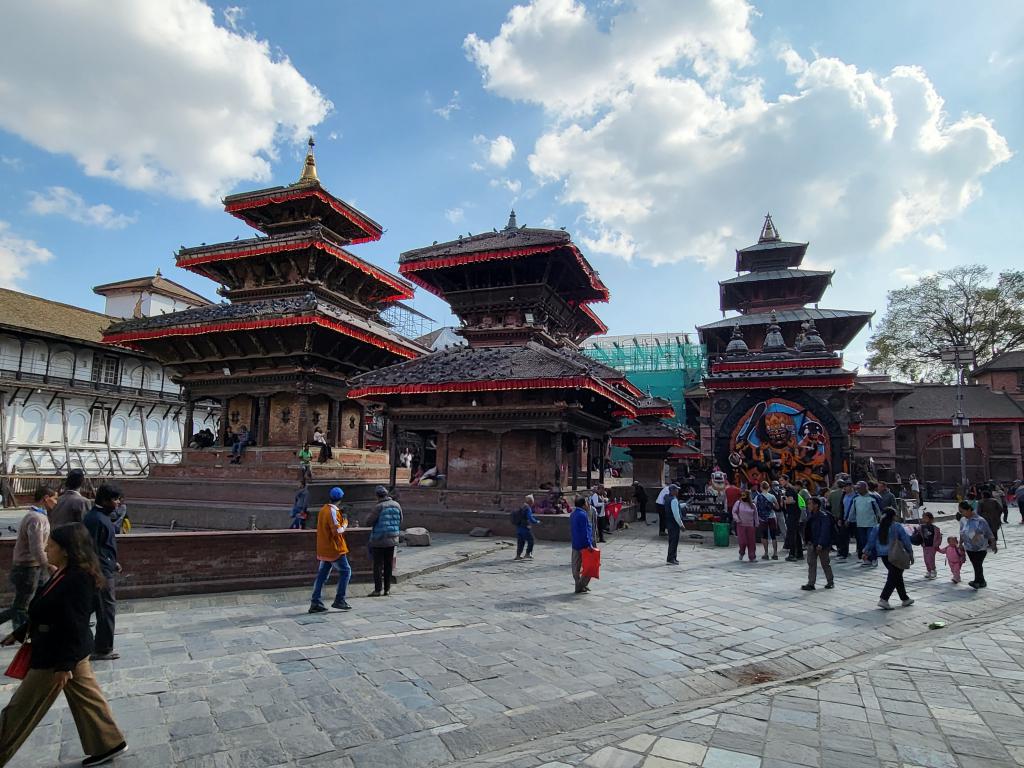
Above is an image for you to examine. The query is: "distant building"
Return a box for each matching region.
[0,283,218,482]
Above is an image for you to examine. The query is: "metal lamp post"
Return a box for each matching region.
[941,345,976,495]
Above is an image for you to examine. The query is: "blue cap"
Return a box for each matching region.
[329,487,344,501]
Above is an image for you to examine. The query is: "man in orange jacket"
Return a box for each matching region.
[309,487,352,613]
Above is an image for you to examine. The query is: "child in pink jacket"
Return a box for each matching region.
[938,536,966,583]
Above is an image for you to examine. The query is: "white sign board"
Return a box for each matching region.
[953,433,975,449]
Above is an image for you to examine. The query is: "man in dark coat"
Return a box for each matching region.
[632,482,648,522]
[802,497,835,591]
[83,484,123,661]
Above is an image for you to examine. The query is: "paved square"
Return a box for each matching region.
[5,519,1024,767]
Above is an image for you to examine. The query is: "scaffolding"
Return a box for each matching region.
[379,301,435,341]
[581,332,706,440]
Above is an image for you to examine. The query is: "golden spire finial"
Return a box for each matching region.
[297,135,319,185]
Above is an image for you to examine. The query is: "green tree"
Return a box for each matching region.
[867,265,1024,382]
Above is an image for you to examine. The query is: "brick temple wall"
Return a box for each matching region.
[268,392,298,446]
[446,430,498,490]
[0,528,373,601]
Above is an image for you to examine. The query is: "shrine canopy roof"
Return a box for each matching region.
[175,225,414,304]
[222,140,383,245]
[610,420,688,448]
[719,268,833,313]
[735,214,809,272]
[698,307,873,356]
[102,293,424,360]
[398,212,609,305]
[346,340,640,416]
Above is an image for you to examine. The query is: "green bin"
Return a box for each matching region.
[713,522,731,547]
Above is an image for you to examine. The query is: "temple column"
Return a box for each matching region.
[256,395,270,446]
[328,398,341,447]
[182,386,194,448]
[297,393,310,446]
[598,438,606,485]
[389,421,398,489]
[585,438,593,489]
[554,430,563,490]
[495,431,505,492]
[571,434,579,491]
[218,398,230,446]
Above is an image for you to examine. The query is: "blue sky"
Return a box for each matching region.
[0,1,1020,369]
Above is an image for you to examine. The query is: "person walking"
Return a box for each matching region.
[50,469,91,527]
[309,487,352,612]
[828,480,851,559]
[876,481,897,515]
[655,483,671,536]
[909,474,921,506]
[289,478,309,530]
[513,494,541,560]
[915,511,941,580]
[723,480,742,521]
[731,489,758,563]
[754,481,780,560]
[0,486,57,629]
[938,536,966,584]
[863,507,915,609]
[977,490,1003,541]
[632,482,648,523]
[590,486,608,543]
[666,485,682,566]
[82,485,122,662]
[365,486,402,597]
[959,501,997,590]
[570,496,596,594]
[0,523,127,766]
[847,481,882,566]
[802,497,835,591]
[778,475,803,562]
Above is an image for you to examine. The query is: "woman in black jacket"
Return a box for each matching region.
[0,523,126,766]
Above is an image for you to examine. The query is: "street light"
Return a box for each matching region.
[940,345,976,495]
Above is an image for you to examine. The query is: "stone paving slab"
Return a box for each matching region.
[5,519,1024,766]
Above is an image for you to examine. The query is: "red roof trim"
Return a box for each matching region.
[711,357,842,373]
[103,315,419,359]
[609,436,686,448]
[347,377,637,416]
[399,243,610,302]
[224,188,382,244]
[895,417,1024,425]
[577,304,609,335]
[614,406,675,418]
[177,239,413,301]
[707,376,855,391]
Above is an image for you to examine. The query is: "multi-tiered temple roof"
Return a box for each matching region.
[699,215,872,355]
[104,140,423,387]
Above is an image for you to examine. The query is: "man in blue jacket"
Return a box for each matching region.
[83,484,123,660]
[570,496,596,594]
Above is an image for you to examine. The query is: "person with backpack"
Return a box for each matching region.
[863,506,915,609]
[754,481,780,561]
[665,485,682,565]
[801,497,835,591]
[289,477,309,530]
[731,489,758,563]
[655,483,671,536]
[847,481,882,566]
[911,511,941,580]
[590,486,608,543]
[513,494,541,560]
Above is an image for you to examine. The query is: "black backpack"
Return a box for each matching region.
[510,506,525,526]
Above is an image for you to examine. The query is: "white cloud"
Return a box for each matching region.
[222,6,245,31]
[489,177,522,195]
[467,1,1012,268]
[433,90,462,120]
[28,187,136,229]
[0,0,331,205]
[1,156,22,171]
[445,207,465,224]
[0,222,54,289]
[474,134,516,168]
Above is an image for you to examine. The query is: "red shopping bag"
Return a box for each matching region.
[5,643,31,679]
[581,547,601,580]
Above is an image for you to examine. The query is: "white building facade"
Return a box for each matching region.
[0,277,218,481]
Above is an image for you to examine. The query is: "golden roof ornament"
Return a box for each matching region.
[296,136,319,185]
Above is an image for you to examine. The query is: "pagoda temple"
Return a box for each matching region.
[697,214,873,356]
[693,216,868,489]
[346,212,642,515]
[101,141,424,526]
[609,396,697,488]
